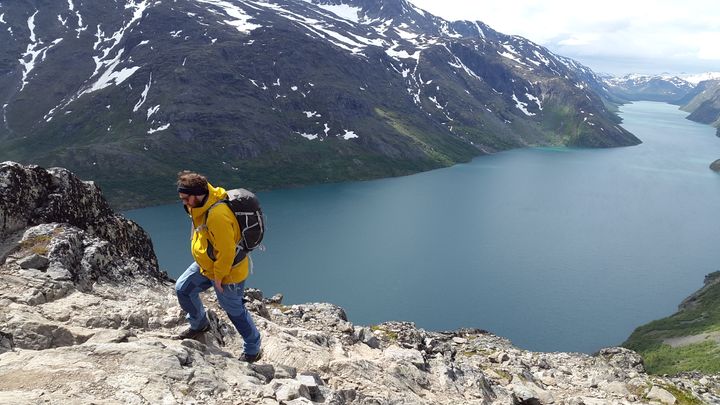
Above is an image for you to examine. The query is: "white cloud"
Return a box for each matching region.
[697,32,720,60]
[409,0,720,75]
[556,34,599,47]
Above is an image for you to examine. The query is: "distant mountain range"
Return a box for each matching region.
[603,73,706,104]
[603,73,720,138]
[0,0,640,208]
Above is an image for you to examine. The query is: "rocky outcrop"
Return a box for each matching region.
[0,161,164,282]
[680,271,720,311]
[1,162,719,404]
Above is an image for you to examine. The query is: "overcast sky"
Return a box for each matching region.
[409,0,720,76]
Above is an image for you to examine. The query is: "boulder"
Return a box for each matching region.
[647,386,677,404]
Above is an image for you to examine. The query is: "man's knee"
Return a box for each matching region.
[218,295,247,315]
[175,278,190,295]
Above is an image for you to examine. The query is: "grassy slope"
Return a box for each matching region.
[623,272,720,375]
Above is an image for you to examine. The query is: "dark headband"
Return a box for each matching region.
[177,185,207,196]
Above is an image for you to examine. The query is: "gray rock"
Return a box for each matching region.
[511,385,542,405]
[647,386,677,404]
[602,380,630,396]
[272,379,311,402]
[275,365,298,379]
[284,398,313,405]
[597,347,645,373]
[17,254,50,270]
[383,345,426,370]
[46,266,73,281]
[493,352,510,363]
[84,329,133,344]
[252,363,276,383]
[353,326,380,349]
[0,331,14,354]
[297,374,321,401]
[267,293,284,305]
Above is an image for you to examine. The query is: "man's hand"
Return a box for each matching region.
[214,278,224,293]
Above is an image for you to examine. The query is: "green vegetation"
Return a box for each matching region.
[18,231,60,256]
[370,325,398,341]
[461,348,491,357]
[634,341,720,375]
[659,384,704,405]
[623,273,720,374]
[485,368,511,382]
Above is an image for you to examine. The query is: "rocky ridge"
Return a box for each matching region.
[1,161,719,404]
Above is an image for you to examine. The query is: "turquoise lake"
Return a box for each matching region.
[125,101,720,353]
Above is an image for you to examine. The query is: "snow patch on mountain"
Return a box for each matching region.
[428,96,443,110]
[532,50,550,66]
[498,44,530,68]
[197,0,261,33]
[394,26,418,40]
[386,47,420,60]
[526,93,543,110]
[19,12,64,92]
[604,73,693,89]
[296,131,318,140]
[681,72,720,85]
[148,123,170,134]
[133,73,152,113]
[341,130,358,140]
[67,0,87,37]
[439,21,461,38]
[147,105,160,120]
[84,50,140,95]
[512,93,535,116]
[83,0,149,96]
[314,3,361,23]
[256,0,365,53]
[443,45,481,81]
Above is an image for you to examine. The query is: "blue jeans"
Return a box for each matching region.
[175,262,261,355]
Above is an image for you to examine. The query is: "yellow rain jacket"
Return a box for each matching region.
[187,183,249,284]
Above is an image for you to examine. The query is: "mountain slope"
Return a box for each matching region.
[623,272,720,375]
[0,0,639,208]
[680,80,720,128]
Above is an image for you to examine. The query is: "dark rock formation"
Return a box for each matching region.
[0,161,164,282]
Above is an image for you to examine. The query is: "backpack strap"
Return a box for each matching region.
[203,200,247,266]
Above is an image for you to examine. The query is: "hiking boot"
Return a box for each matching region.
[239,348,262,363]
[175,322,210,340]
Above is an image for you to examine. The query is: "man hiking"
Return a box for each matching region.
[174,170,262,363]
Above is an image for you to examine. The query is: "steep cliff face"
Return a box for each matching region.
[681,80,720,127]
[1,162,718,404]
